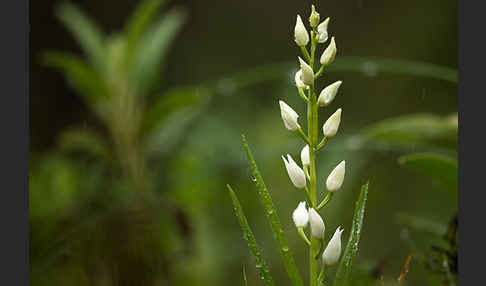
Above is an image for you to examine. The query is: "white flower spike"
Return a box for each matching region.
[282,154,306,189]
[301,145,310,166]
[318,81,342,107]
[322,226,344,265]
[294,69,308,89]
[298,57,314,85]
[326,160,345,192]
[323,108,342,138]
[308,208,325,238]
[292,202,309,228]
[317,17,330,43]
[294,15,309,46]
[320,37,337,66]
[279,100,300,131]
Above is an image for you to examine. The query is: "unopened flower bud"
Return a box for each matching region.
[294,15,309,46]
[309,5,320,28]
[320,37,336,66]
[301,145,310,166]
[318,81,342,107]
[317,17,330,43]
[298,57,314,85]
[323,108,342,138]
[292,202,309,228]
[279,100,300,131]
[282,154,306,189]
[322,226,344,265]
[308,208,325,238]
[294,69,308,89]
[326,160,345,192]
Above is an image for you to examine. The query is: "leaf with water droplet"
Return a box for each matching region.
[227,184,275,286]
[334,181,369,286]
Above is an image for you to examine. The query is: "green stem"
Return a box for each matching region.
[297,127,311,145]
[300,46,311,62]
[316,137,328,151]
[308,52,319,286]
[314,65,325,78]
[317,264,327,286]
[298,227,311,246]
[317,192,334,211]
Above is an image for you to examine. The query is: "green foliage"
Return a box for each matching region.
[398,153,457,194]
[132,8,185,95]
[227,184,275,286]
[42,52,107,104]
[56,2,107,74]
[358,113,457,152]
[242,135,305,286]
[334,182,369,286]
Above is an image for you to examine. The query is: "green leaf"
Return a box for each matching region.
[241,135,304,286]
[57,127,112,162]
[132,8,185,95]
[56,2,106,74]
[142,86,210,135]
[124,0,166,64]
[42,52,107,104]
[142,87,210,156]
[334,181,369,286]
[357,113,457,151]
[398,152,457,193]
[227,185,275,286]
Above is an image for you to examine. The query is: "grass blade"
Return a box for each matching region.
[242,264,249,286]
[334,181,369,286]
[227,185,275,286]
[241,135,304,286]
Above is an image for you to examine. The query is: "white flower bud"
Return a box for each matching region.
[309,5,320,28]
[326,160,345,192]
[292,202,309,228]
[318,81,342,107]
[320,37,336,66]
[282,154,306,189]
[322,226,344,265]
[323,108,342,138]
[279,100,300,131]
[317,17,330,43]
[294,15,309,46]
[300,145,310,166]
[294,69,308,89]
[298,57,314,85]
[308,208,325,238]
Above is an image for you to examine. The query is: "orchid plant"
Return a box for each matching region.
[227,5,369,286]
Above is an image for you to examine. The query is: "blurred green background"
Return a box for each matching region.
[29,0,457,285]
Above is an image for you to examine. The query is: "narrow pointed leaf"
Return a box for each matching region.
[242,264,249,286]
[124,0,166,64]
[334,181,369,286]
[132,8,185,95]
[56,3,106,74]
[227,185,275,286]
[42,52,107,104]
[241,135,304,286]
